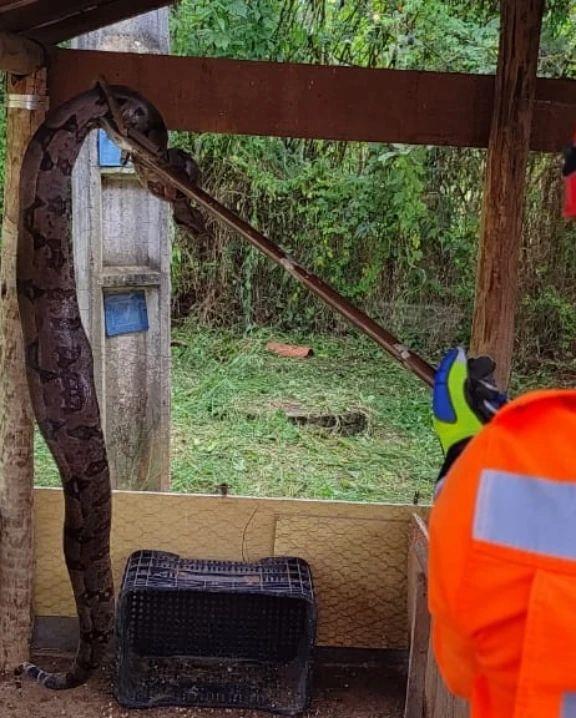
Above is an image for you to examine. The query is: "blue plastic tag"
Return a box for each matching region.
[98,129,123,167]
[104,291,149,337]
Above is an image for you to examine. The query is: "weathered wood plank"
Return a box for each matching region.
[404,572,430,718]
[0,69,47,672]
[471,0,545,387]
[32,0,174,44]
[71,13,172,491]
[47,49,576,152]
[410,513,429,575]
[424,638,440,716]
[406,515,469,717]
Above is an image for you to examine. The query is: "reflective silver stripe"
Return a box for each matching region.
[473,469,576,561]
[562,693,576,717]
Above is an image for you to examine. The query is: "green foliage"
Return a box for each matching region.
[169,326,440,500]
[167,0,576,363]
[171,0,501,70]
[35,326,442,499]
[171,0,278,59]
[34,325,576,498]
[521,288,576,359]
[0,4,573,370]
[30,1,576,499]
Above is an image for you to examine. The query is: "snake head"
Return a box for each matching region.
[100,84,168,152]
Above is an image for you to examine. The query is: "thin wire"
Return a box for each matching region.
[241,507,259,562]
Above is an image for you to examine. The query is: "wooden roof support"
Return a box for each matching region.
[47,48,576,153]
[0,70,47,672]
[471,0,545,388]
[0,31,44,74]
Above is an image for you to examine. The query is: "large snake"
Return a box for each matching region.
[17,85,201,689]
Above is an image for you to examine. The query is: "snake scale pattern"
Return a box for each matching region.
[17,85,200,689]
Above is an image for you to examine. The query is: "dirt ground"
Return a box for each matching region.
[0,655,405,718]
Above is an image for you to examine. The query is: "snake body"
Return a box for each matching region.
[17,86,193,689]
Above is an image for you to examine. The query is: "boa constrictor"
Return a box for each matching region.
[17,85,200,689]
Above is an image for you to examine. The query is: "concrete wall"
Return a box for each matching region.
[72,10,171,490]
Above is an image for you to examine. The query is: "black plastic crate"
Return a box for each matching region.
[115,550,316,714]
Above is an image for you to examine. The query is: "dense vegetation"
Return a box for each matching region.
[36,326,441,500]
[0,3,575,366]
[34,323,572,501]
[168,0,576,370]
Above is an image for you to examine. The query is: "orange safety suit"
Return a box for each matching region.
[429,389,576,718]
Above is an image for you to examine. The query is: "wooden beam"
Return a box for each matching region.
[0,31,44,74]
[471,0,545,387]
[47,48,576,152]
[0,70,47,672]
[0,0,94,29]
[404,515,469,717]
[404,515,430,718]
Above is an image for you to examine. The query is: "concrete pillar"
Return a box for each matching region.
[72,10,171,490]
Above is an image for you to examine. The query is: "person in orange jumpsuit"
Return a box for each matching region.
[429,143,576,717]
[430,348,576,718]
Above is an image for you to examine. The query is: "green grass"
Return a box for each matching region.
[34,433,60,487]
[169,326,440,502]
[34,325,444,503]
[32,325,576,502]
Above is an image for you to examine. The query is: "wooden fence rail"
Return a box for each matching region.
[404,515,469,718]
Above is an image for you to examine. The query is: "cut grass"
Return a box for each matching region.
[35,326,444,503]
[170,326,440,502]
[33,325,576,503]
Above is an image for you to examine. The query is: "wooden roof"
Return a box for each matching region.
[0,0,174,45]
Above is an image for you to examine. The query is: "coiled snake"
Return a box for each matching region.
[17,85,200,689]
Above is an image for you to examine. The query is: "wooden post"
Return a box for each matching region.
[0,32,44,75]
[0,71,48,672]
[471,0,545,388]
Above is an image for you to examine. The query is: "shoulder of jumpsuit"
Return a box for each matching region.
[434,388,576,497]
[488,388,576,427]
